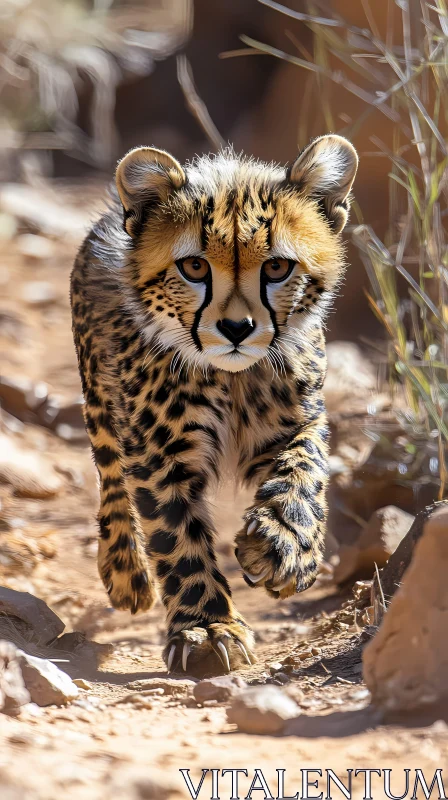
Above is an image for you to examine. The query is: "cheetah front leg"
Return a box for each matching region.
[72,316,156,614]
[84,400,157,613]
[124,426,256,677]
[235,406,329,599]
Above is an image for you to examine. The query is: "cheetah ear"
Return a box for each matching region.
[115,146,186,236]
[289,135,358,234]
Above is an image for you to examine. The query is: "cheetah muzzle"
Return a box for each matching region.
[70,136,358,677]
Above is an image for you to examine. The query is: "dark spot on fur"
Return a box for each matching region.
[160,498,188,527]
[156,560,171,578]
[164,438,193,456]
[134,487,158,519]
[131,571,148,592]
[152,425,172,448]
[94,446,119,467]
[203,591,229,617]
[174,556,204,576]
[149,529,177,555]
[181,583,206,606]
[164,574,181,596]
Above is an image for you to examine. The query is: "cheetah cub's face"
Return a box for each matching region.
[116,136,357,373]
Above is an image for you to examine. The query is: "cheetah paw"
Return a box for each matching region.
[235,505,322,599]
[104,569,156,614]
[163,621,256,678]
[99,555,156,614]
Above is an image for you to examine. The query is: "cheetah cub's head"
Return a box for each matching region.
[116,136,357,373]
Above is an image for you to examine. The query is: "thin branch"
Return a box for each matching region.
[176,55,225,151]
[239,35,401,122]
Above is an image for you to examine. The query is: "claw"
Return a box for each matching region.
[182,642,191,672]
[246,520,258,536]
[106,583,113,593]
[236,640,252,666]
[270,576,294,592]
[215,640,230,672]
[167,644,176,672]
[244,566,270,584]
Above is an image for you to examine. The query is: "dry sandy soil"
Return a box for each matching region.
[1,187,448,800]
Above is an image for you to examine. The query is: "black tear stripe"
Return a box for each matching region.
[190,272,213,352]
[260,274,279,340]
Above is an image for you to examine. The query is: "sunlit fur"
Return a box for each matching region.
[71,137,357,677]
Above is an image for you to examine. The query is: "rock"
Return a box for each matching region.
[126,678,195,697]
[0,377,47,421]
[0,183,89,238]
[16,234,55,261]
[352,580,372,602]
[115,693,157,709]
[0,587,65,646]
[110,770,185,800]
[226,685,300,734]
[334,506,414,584]
[42,397,85,432]
[21,281,57,307]
[0,530,39,576]
[52,632,112,670]
[0,211,17,240]
[324,342,378,415]
[193,675,246,704]
[73,678,92,690]
[371,501,448,625]
[271,672,290,685]
[363,505,448,711]
[0,435,62,499]
[0,377,85,438]
[17,651,78,706]
[0,641,30,714]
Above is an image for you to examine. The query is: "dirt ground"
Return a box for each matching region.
[1,188,448,800]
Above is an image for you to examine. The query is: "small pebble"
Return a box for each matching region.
[73,678,92,690]
[21,281,57,306]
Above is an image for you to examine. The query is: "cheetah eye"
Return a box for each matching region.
[177,256,210,283]
[262,258,294,283]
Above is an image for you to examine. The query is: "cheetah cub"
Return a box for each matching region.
[71,135,358,677]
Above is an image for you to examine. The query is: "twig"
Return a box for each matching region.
[374,562,387,614]
[239,35,401,123]
[335,501,368,529]
[176,55,225,151]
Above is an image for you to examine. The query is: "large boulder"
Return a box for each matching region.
[0,587,65,646]
[363,505,448,711]
[324,342,378,415]
[0,435,62,499]
[0,641,30,714]
[334,505,414,584]
[371,501,448,625]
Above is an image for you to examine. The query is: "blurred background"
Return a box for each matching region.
[1,0,414,339]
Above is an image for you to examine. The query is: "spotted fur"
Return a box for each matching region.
[70,136,358,676]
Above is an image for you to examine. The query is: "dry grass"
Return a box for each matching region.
[0,0,192,167]
[229,0,448,498]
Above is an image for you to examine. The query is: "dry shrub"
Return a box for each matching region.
[0,0,192,167]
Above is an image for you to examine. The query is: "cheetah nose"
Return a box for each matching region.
[217,317,255,345]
